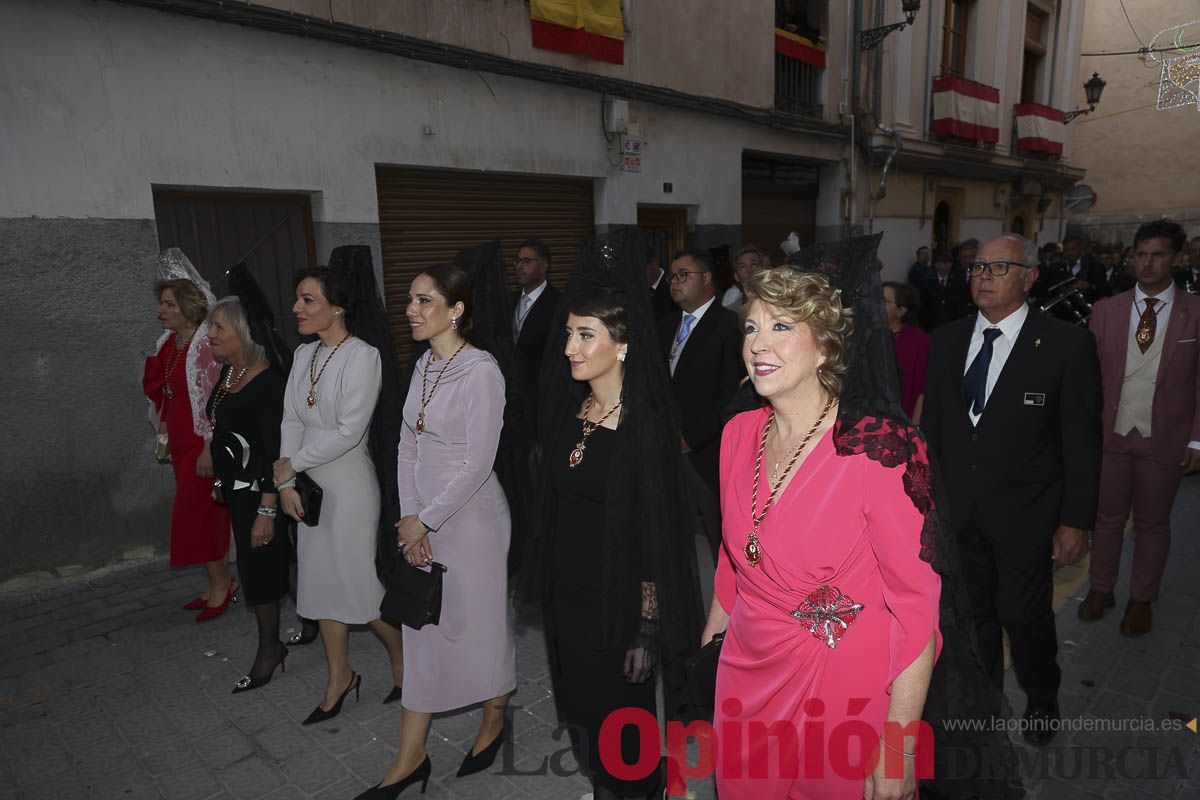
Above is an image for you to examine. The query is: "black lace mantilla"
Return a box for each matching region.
[834,416,938,568]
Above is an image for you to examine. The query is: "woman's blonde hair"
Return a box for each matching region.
[742,267,854,399]
[210,297,266,368]
[154,278,209,327]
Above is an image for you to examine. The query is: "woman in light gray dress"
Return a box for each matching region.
[274,267,405,725]
[355,263,517,800]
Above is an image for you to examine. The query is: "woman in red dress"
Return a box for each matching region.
[701,264,942,800]
[143,250,234,620]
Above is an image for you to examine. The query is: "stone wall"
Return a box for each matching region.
[1,218,172,579]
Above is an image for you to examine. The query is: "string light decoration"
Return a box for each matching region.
[1143,20,1200,110]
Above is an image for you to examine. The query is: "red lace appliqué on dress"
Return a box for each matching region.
[834,416,937,564]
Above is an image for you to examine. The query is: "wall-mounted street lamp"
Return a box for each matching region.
[1062,72,1107,124]
[860,0,921,51]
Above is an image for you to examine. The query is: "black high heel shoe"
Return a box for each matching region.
[302,672,360,725]
[352,756,431,799]
[382,686,403,705]
[455,726,505,778]
[287,619,319,646]
[232,645,288,694]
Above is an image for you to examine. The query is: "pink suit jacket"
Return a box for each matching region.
[1089,289,1200,465]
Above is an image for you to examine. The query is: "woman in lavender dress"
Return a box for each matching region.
[356,262,517,800]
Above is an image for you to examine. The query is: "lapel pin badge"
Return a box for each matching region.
[1034,338,1041,348]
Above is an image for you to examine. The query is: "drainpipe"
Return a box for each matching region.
[845,0,860,235]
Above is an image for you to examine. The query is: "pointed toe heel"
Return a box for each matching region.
[302,672,361,725]
[456,727,505,778]
[232,646,288,695]
[353,756,431,799]
[382,685,403,705]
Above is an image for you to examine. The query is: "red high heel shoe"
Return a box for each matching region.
[183,580,239,611]
[194,581,239,622]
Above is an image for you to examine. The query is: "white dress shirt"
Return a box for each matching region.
[721,285,744,311]
[1128,282,1175,332]
[650,268,665,291]
[963,302,1030,426]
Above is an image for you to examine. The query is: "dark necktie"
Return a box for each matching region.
[964,328,1002,416]
[1135,298,1159,353]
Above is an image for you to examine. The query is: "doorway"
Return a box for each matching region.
[637,206,689,258]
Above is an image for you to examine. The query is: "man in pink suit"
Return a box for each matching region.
[1079,219,1200,636]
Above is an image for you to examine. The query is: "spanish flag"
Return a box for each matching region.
[531,0,624,65]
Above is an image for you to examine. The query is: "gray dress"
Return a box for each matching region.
[398,348,517,713]
[280,338,386,624]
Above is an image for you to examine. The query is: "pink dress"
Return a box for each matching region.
[714,409,942,799]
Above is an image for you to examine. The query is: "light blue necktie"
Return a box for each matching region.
[670,314,696,375]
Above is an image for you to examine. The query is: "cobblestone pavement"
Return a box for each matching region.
[1,477,1197,800]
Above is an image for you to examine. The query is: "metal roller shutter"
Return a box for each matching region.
[375,166,595,365]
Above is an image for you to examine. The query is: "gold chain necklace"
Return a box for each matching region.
[208,365,250,423]
[568,394,623,468]
[744,396,835,567]
[162,330,194,400]
[307,333,351,408]
[417,340,468,434]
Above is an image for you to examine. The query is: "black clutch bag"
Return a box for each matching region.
[380,561,447,630]
[294,472,323,527]
[684,632,725,708]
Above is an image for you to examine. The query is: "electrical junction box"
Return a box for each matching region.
[605,98,630,134]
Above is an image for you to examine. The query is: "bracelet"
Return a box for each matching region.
[881,736,915,758]
[256,506,278,518]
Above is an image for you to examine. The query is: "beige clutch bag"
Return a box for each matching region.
[155,433,171,464]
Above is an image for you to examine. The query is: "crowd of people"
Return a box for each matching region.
[141,217,1198,800]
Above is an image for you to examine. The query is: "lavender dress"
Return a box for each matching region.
[398,348,517,712]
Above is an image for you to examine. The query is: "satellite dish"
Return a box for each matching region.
[1064,184,1097,213]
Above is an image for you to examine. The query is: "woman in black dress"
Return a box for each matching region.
[206,266,294,693]
[525,234,703,800]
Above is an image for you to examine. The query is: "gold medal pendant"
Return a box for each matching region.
[306,389,317,408]
[416,413,426,434]
[164,386,174,400]
[744,534,763,567]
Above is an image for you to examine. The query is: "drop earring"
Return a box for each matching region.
[451,317,458,330]
[617,351,626,362]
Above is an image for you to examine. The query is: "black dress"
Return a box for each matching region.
[207,367,291,606]
[547,414,659,798]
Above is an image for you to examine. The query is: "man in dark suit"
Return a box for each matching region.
[918,249,972,331]
[923,233,1102,747]
[512,239,560,422]
[1173,235,1200,293]
[907,245,933,285]
[510,239,559,573]
[657,249,743,557]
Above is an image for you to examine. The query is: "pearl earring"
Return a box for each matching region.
[451,317,458,330]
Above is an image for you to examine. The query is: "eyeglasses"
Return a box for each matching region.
[967,259,1029,277]
[668,270,703,283]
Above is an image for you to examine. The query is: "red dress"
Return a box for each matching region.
[714,409,942,799]
[143,333,230,566]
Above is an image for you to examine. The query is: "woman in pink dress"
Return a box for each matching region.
[883,282,930,424]
[701,264,942,800]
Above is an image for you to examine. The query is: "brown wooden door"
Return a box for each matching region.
[375,166,595,364]
[637,206,689,258]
